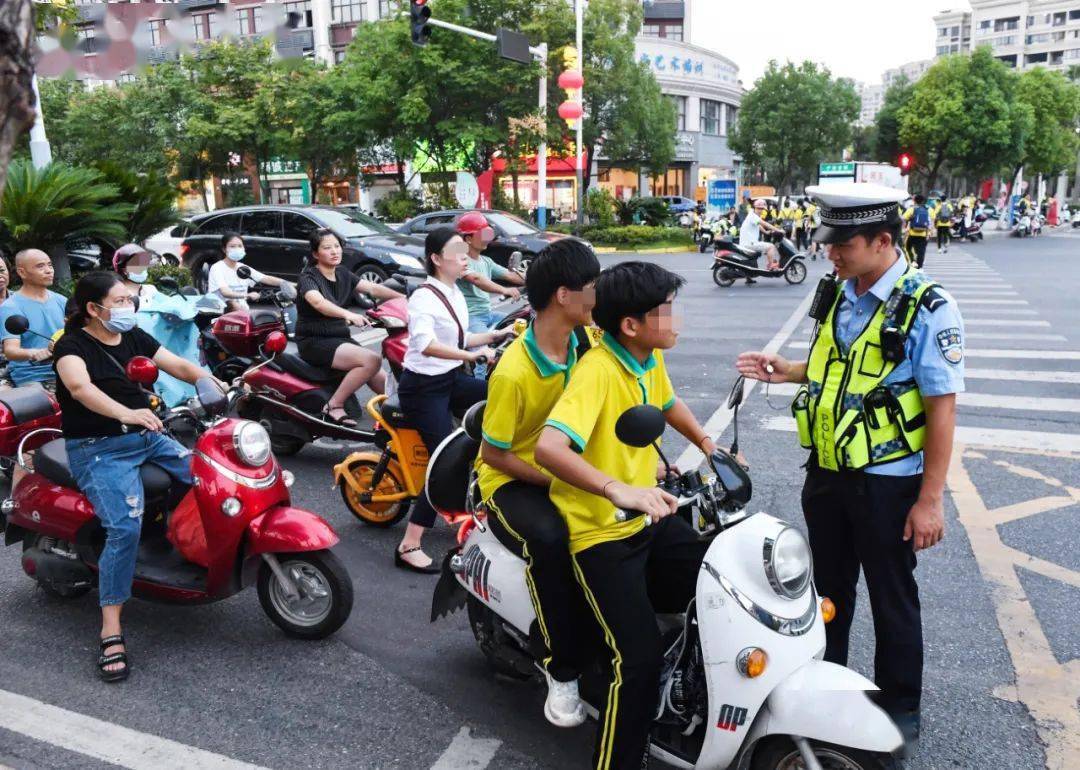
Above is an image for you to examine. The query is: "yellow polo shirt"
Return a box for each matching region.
[476,325,591,500]
[545,333,676,554]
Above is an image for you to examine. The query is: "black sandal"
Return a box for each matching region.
[322,404,358,429]
[395,546,439,575]
[98,635,130,683]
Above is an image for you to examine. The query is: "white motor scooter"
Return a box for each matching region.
[427,379,903,770]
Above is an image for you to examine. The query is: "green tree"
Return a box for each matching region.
[1013,67,1080,178]
[92,162,180,243]
[0,160,131,281]
[897,47,1027,189]
[851,125,879,161]
[729,61,859,194]
[873,76,913,161]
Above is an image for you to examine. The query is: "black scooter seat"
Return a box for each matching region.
[274,342,344,384]
[715,239,761,259]
[0,386,55,424]
[377,396,411,429]
[35,438,173,498]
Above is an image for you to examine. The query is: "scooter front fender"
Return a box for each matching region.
[245,505,339,556]
[744,660,903,755]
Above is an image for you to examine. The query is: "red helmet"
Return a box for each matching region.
[457,212,492,238]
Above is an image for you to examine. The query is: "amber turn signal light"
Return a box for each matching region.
[736,647,768,678]
[821,597,836,624]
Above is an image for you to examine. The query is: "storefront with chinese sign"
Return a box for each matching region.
[490,156,579,222]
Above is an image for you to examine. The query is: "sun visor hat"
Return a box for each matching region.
[112,243,153,272]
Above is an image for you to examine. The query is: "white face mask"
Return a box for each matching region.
[226,248,246,261]
[127,270,148,284]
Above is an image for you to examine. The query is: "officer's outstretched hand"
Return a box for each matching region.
[736,351,793,383]
[605,481,677,525]
[903,497,944,551]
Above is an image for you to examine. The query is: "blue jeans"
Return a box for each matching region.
[66,432,194,606]
[468,311,497,378]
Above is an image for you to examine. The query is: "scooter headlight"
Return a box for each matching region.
[233,421,272,467]
[763,527,812,599]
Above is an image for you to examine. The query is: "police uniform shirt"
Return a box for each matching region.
[833,250,965,477]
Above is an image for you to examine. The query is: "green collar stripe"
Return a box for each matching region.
[601,332,656,376]
[522,325,578,379]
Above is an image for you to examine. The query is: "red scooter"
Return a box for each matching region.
[0,356,354,639]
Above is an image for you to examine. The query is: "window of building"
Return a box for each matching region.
[1053,30,1067,40]
[725,105,738,136]
[700,99,721,136]
[117,72,137,84]
[1064,47,1080,60]
[236,6,262,36]
[1071,10,1080,21]
[994,16,1019,32]
[1027,33,1049,44]
[148,18,165,46]
[192,12,217,41]
[664,23,683,41]
[333,48,348,64]
[641,23,660,37]
[1026,15,1035,27]
[1026,51,1048,64]
[996,54,1017,67]
[1053,12,1066,26]
[1050,50,1064,64]
[950,25,959,36]
[939,26,949,37]
[77,26,97,54]
[668,95,686,131]
[936,44,950,55]
[285,0,312,28]
[331,0,364,23]
[378,0,399,18]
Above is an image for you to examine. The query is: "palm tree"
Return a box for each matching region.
[0,160,131,281]
[93,162,180,243]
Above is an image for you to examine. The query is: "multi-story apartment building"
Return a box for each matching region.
[935,1,1080,71]
[883,59,934,88]
[856,82,885,127]
[934,8,974,56]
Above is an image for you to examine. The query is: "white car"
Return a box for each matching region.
[143,223,192,265]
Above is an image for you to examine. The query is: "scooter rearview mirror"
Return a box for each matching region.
[615,404,666,448]
[196,377,228,417]
[236,265,252,280]
[726,376,746,410]
[4,314,29,336]
[508,251,524,271]
[157,276,180,295]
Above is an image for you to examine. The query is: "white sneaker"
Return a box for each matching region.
[543,672,586,727]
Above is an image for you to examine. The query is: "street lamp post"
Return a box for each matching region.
[537,43,548,230]
[575,0,584,231]
[29,74,52,169]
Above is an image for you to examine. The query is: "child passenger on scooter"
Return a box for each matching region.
[53,272,222,683]
[476,239,600,728]
[534,261,719,770]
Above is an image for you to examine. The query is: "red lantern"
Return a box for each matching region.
[558,101,584,121]
[557,69,584,91]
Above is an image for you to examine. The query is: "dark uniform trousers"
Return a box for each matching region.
[572,515,709,770]
[486,481,595,683]
[802,462,923,715]
[906,235,928,269]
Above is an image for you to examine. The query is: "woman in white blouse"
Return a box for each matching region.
[394,227,514,573]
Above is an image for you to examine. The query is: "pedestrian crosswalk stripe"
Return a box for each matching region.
[951,291,1020,296]
[958,299,1029,305]
[962,308,1038,315]
[957,393,1080,413]
[965,319,1050,327]
[965,368,1080,384]
[761,416,1079,454]
[965,332,1067,341]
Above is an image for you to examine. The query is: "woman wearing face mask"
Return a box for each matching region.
[53,272,222,683]
[206,232,290,312]
[392,227,514,573]
[112,244,158,302]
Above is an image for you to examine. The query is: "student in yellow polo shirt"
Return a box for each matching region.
[477,239,601,729]
[535,261,718,770]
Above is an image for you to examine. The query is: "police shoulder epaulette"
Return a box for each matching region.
[920,286,948,313]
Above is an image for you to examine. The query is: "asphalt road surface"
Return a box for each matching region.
[0,228,1077,769]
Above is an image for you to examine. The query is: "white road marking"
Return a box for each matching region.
[956,299,1030,305]
[430,727,502,770]
[674,284,818,470]
[961,308,1038,315]
[965,349,1080,360]
[965,332,1067,341]
[965,368,1080,384]
[964,319,1050,327]
[762,416,1080,453]
[761,382,1080,412]
[0,688,264,770]
[951,291,1021,297]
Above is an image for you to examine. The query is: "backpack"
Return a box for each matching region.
[936,202,953,223]
[911,205,930,230]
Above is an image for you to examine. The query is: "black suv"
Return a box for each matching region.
[398,209,591,268]
[181,205,427,288]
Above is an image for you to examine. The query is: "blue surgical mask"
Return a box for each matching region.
[127,270,148,284]
[99,306,137,334]
[227,248,246,261]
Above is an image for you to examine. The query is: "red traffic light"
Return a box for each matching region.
[898,153,913,175]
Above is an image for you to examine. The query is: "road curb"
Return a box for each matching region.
[594,245,693,255]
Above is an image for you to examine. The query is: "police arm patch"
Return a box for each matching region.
[936,327,963,364]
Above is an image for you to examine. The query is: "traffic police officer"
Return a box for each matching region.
[736,182,965,749]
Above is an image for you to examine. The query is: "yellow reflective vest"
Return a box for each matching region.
[793,266,937,471]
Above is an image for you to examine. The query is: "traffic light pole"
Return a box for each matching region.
[424,19,550,229]
[574,0,584,232]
